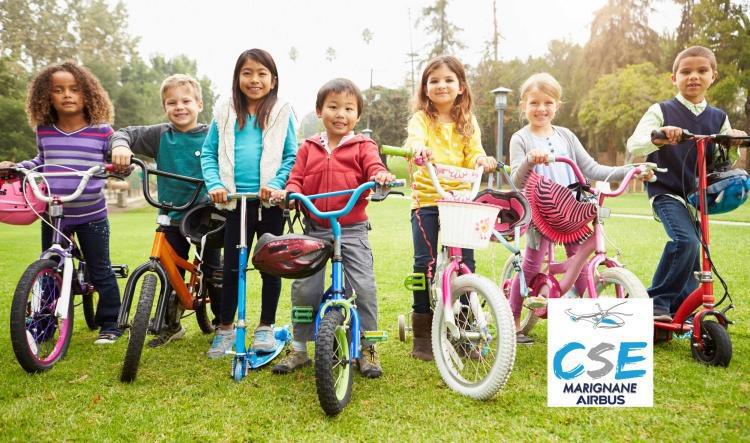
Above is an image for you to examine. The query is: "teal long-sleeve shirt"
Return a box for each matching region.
[201,114,297,192]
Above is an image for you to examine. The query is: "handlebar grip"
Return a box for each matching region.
[496,164,511,174]
[650,129,694,143]
[380,145,412,158]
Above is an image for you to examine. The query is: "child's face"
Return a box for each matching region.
[163,85,203,132]
[425,64,464,111]
[672,56,716,104]
[521,88,559,129]
[316,91,360,142]
[50,71,84,118]
[238,58,276,113]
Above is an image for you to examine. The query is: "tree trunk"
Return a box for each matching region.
[607,138,617,166]
[745,92,750,170]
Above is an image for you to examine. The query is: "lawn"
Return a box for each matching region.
[0,196,748,441]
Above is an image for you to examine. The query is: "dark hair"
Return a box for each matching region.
[414,55,474,143]
[315,78,364,117]
[26,61,113,128]
[232,48,279,130]
[672,46,717,74]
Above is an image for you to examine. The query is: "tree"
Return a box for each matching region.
[355,86,411,147]
[578,63,674,164]
[418,0,465,59]
[0,57,35,161]
[289,47,298,62]
[362,28,373,45]
[325,47,337,63]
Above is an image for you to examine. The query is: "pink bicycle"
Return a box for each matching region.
[500,156,660,334]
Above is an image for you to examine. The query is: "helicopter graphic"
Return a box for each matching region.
[565,301,633,329]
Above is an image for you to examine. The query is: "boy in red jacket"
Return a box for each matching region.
[269,78,394,377]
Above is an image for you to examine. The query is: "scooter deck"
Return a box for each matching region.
[248,325,292,369]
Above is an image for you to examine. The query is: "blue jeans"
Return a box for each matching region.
[42,218,122,330]
[411,207,475,314]
[649,196,700,314]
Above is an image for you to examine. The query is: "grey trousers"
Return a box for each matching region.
[291,220,378,344]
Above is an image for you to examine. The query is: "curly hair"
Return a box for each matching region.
[25,61,114,128]
[413,55,474,144]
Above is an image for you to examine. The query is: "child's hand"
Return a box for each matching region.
[371,170,396,185]
[475,156,497,172]
[412,146,433,163]
[0,160,15,178]
[208,187,228,204]
[653,126,683,146]
[259,185,277,203]
[636,169,655,182]
[111,146,133,173]
[728,128,748,146]
[269,189,289,207]
[526,150,549,165]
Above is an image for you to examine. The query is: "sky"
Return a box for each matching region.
[121,0,680,117]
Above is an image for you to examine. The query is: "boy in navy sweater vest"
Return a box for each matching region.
[627,46,747,321]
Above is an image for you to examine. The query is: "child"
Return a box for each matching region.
[405,55,497,361]
[509,72,633,344]
[201,49,297,359]
[109,74,221,347]
[268,78,394,378]
[0,62,122,344]
[627,46,747,321]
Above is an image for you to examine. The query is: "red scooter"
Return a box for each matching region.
[650,129,750,367]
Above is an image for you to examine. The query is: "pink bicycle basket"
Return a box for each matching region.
[524,172,597,244]
[0,176,47,225]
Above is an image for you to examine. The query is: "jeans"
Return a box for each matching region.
[220,201,283,326]
[411,206,475,314]
[42,218,121,330]
[649,195,700,314]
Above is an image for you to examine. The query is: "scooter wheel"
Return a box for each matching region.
[232,358,245,382]
[691,320,732,367]
[398,314,406,342]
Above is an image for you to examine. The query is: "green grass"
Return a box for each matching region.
[1,199,749,441]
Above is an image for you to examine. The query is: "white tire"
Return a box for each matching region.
[595,267,648,299]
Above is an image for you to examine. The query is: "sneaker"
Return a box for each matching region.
[523,296,547,310]
[147,324,186,348]
[252,325,277,352]
[94,328,122,345]
[207,328,235,359]
[653,309,673,323]
[358,345,382,378]
[516,332,534,345]
[271,349,311,374]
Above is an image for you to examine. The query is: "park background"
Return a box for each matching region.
[0,0,749,441]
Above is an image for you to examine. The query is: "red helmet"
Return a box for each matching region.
[252,233,332,279]
[473,188,531,241]
[0,176,47,225]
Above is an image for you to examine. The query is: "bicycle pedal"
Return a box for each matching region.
[363,330,388,342]
[291,306,314,324]
[111,264,129,278]
[523,296,547,310]
[404,273,426,291]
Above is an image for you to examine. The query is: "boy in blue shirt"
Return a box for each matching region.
[110,74,221,346]
[627,46,747,321]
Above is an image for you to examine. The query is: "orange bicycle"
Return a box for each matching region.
[117,158,222,382]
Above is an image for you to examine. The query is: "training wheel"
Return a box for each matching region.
[398,314,406,342]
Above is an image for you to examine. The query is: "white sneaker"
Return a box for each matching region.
[252,325,277,352]
[206,328,235,359]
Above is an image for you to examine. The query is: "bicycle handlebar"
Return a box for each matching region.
[10,164,108,203]
[548,155,662,198]
[288,179,405,220]
[651,129,750,147]
[130,157,205,212]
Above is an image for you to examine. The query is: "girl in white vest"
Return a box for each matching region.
[201,49,298,358]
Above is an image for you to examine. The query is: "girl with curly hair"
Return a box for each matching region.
[403,55,497,361]
[0,61,122,344]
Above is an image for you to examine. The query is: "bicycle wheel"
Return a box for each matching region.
[691,320,732,367]
[314,309,353,416]
[595,267,648,299]
[195,298,215,334]
[82,291,98,330]
[9,259,74,373]
[120,274,157,383]
[500,253,539,335]
[432,274,516,400]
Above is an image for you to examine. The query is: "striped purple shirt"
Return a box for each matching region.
[19,124,113,227]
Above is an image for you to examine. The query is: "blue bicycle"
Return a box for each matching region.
[255,179,403,416]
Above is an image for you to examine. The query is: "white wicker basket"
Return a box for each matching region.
[437,200,501,250]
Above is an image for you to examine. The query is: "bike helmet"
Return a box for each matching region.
[179,203,227,249]
[473,189,531,241]
[688,168,750,215]
[0,176,47,225]
[252,233,332,279]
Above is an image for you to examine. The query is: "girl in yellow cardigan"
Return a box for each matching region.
[404,55,497,361]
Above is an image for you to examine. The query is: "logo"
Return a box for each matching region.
[548,298,653,407]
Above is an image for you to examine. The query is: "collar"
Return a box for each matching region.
[320,131,355,153]
[676,94,707,116]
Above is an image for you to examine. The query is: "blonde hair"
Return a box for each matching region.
[519,73,562,105]
[414,55,474,143]
[672,46,717,74]
[160,74,203,105]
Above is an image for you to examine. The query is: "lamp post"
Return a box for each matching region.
[491,86,511,185]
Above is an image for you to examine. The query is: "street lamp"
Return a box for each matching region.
[491,86,511,185]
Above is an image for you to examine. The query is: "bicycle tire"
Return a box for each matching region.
[195,300,214,334]
[82,291,97,330]
[120,274,157,383]
[314,309,353,416]
[691,320,732,367]
[500,253,539,335]
[9,259,74,373]
[432,274,516,400]
[596,267,648,299]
